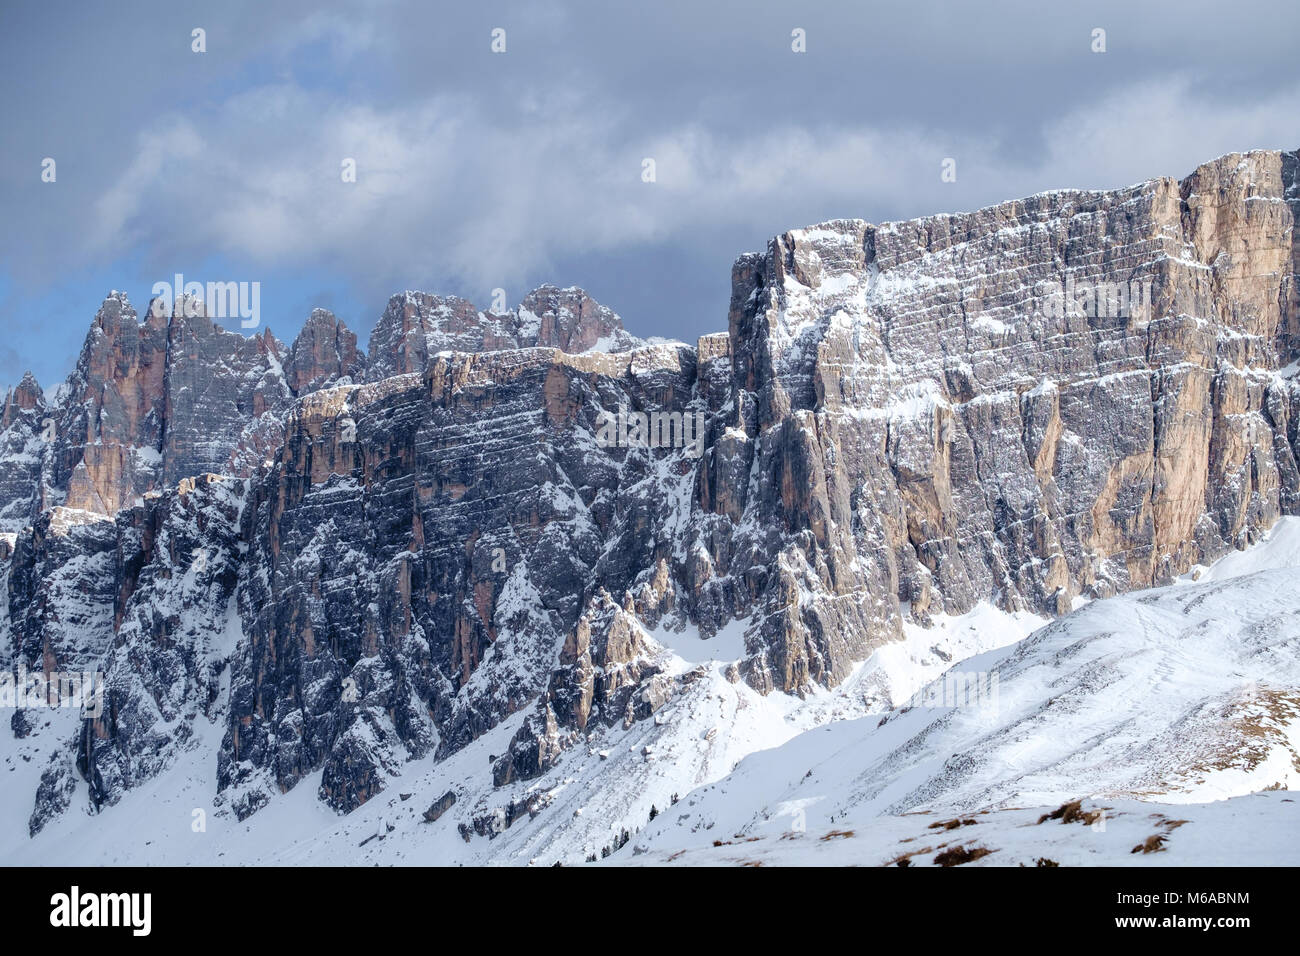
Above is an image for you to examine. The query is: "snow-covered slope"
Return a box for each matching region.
[0,593,1043,865]
[618,792,1300,867]
[618,518,1300,865]
[6,521,1299,865]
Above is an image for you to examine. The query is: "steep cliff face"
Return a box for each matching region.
[0,296,371,529]
[0,373,48,532]
[28,474,246,833]
[48,291,171,517]
[492,148,1300,781]
[4,147,1299,839]
[6,507,119,681]
[1283,151,1300,363]
[220,342,700,814]
[515,285,640,354]
[285,308,366,394]
[686,148,1300,694]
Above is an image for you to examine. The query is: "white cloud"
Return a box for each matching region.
[83,74,1299,308]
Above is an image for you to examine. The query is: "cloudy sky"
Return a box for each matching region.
[2,0,1297,387]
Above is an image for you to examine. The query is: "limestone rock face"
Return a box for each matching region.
[33,293,289,517]
[50,292,171,517]
[2,373,44,418]
[220,343,699,813]
[0,296,371,527]
[159,311,294,488]
[6,507,119,680]
[365,285,641,381]
[285,308,366,394]
[1281,150,1300,362]
[7,147,1300,828]
[492,148,1300,776]
[23,474,246,833]
[691,148,1300,693]
[515,285,639,354]
[493,591,670,787]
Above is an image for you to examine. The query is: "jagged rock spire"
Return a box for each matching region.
[365,285,641,381]
[286,308,366,394]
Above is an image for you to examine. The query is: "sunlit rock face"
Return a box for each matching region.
[707,149,1300,692]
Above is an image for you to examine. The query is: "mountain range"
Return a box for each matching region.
[2,147,1298,865]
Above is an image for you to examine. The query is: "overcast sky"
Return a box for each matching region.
[2,0,1298,388]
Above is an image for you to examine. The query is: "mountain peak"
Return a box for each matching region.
[1,372,44,428]
[287,308,366,394]
[365,284,641,380]
[516,284,638,354]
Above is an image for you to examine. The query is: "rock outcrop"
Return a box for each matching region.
[219,341,699,814]
[365,285,641,381]
[30,474,246,831]
[0,296,374,530]
[285,308,366,394]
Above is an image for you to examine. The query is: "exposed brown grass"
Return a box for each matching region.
[933,844,993,867]
[1037,799,1105,826]
[927,817,979,830]
[885,844,934,867]
[1131,834,1166,854]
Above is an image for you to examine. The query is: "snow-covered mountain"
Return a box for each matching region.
[2,147,1299,865]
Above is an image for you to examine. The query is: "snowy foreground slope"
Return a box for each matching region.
[619,521,1300,866]
[0,591,1044,865]
[3,521,1298,866]
[618,793,1300,867]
